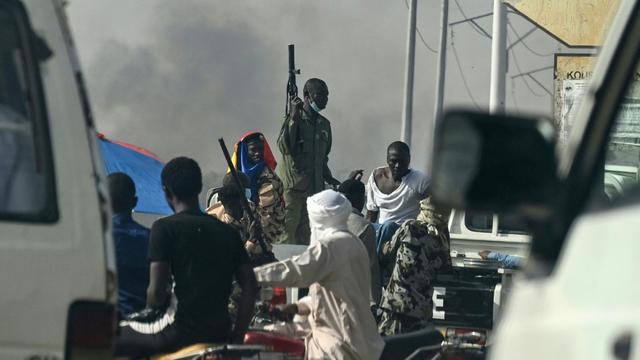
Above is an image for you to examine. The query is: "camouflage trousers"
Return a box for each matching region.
[378,310,430,336]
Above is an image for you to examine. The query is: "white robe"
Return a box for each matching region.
[254,231,385,360]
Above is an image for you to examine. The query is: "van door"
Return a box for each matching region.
[0,1,115,359]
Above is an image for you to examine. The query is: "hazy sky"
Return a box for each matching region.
[66,0,575,178]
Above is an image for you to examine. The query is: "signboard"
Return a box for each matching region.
[506,0,619,47]
[554,54,596,146]
[555,54,640,149]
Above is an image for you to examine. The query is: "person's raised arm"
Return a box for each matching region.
[278,96,303,155]
[230,263,259,344]
[146,261,171,309]
[254,242,334,288]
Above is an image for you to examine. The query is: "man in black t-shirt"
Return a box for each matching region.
[115,157,258,358]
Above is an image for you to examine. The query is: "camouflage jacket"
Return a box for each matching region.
[255,166,285,244]
[379,220,452,320]
[206,202,272,260]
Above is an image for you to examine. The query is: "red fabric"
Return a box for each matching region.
[236,131,277,171]
[244,331,305,357]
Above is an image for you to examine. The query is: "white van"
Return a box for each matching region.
[431,0,640,358]
[0,1,115,359]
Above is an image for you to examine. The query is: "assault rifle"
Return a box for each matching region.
[218,138,277,265]
[285,44,300,117]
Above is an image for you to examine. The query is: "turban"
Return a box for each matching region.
[306,190,351,243]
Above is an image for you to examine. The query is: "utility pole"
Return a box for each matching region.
[401,0,418,146]
[489,0,507,114]
[433,0,449,133]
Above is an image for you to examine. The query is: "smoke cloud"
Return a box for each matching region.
[67,0,570,184]
[67,0,441,180]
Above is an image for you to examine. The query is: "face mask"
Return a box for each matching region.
[245,188,252,200]
[310,101,322,113]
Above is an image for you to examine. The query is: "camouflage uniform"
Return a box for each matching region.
[206,202,272,260]
[254,166,286,244]
[378,218,452,336]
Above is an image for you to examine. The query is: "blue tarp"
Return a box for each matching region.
[98,134,171,215]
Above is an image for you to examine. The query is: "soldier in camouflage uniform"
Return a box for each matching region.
[231,132,285,244]
[378,197,452,336]
[277,79,341,245]
[206,182,272,261]
[253,165,285,244]
[206,183,271,322]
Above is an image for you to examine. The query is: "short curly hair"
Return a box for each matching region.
[161,157,203,199]
[107,172,136,213]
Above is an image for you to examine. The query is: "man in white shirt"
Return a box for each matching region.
[253,190,384,360]
[366,141,431,256]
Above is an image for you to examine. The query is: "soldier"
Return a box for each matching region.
[378,198,452,336]
[207,182,266,323]
[230,132,285,244]
[207,182,270,260]
[277,78,340,245]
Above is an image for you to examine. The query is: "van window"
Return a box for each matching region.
[597,62,640,206]
[465,211,529,234]
[465,212,493,233]
[0,2,56,221]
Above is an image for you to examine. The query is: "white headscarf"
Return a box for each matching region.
[306,190,352,244]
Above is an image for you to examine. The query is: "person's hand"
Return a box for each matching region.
[479,250,491,260]
[290,96,303,122]
[347,169,364,181]
[273,303,298,322]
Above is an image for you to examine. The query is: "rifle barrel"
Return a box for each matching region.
[218,138,270,254]
[288,44,295,74]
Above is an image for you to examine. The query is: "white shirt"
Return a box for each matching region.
[254,232,385,360]
[366,167,430,224]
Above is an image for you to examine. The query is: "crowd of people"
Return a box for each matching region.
[109,78,453,359]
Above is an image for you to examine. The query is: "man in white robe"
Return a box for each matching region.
[254,190,385,360]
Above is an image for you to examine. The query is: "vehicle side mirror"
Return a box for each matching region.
[431,110,559,220]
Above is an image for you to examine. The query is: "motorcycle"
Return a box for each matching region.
[144,284,484,360]
[242,286,306,359]
[247,287,465,360]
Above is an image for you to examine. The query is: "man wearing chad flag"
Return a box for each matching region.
[230,131,285,244]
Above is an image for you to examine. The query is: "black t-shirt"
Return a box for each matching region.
[148,210,249,330]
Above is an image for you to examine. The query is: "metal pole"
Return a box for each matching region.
[489,0,507,114]
[401,0,418,146]
[433,0,449,135]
